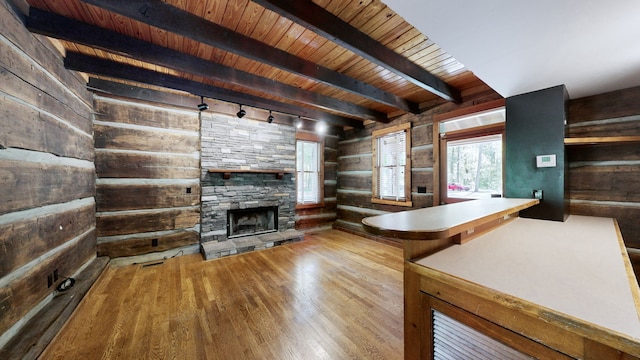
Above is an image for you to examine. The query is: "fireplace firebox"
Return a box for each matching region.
[227,206,278,238]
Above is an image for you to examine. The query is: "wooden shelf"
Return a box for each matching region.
[207,168,294,180]
[564,136,640,145]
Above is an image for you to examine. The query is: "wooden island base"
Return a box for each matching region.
[362,198,640,359]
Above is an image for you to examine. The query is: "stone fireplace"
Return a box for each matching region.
[199,113,304,260]
[227,206,278,238]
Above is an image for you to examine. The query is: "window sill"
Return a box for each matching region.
[296,202,324,210]
[371,198,413,207]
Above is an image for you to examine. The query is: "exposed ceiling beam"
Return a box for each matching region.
[251,0,462,103]
[78,0,419,114]
[88,77,200,109]
[26,8,385,123]
[65,52,364,129]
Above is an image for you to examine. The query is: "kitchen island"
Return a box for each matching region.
[362,198,640,359]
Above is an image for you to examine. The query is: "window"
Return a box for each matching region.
[296,133,323,207]
[438,106,505,203]
[372,123,412,206]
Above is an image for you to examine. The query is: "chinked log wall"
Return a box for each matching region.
[567,86,640,250]
[335,84,502,242]
[0,0,95,345]
[94,96,201,258]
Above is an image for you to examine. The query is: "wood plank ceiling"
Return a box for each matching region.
[25,0,484,129]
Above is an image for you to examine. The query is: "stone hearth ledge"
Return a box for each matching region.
[201,229,304,260]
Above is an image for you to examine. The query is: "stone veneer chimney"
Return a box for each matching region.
[199,113,302,259]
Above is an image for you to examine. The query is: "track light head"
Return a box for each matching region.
[294,116,303,129]
[197,96,208,112]
[267,111,274,123]
[315,121,327,134]
[236,105,246,118]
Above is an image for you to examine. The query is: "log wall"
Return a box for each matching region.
[0,0,95,345]
[94,96,201,258]
[567,86,640,250]
[335,85,502,240]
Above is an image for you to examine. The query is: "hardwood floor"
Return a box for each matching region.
[40,230,404,360]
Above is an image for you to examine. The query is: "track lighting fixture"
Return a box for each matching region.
[267,110,274,123]
[294,116,303,129]
[236,104,246,118]
[197,96,208,112]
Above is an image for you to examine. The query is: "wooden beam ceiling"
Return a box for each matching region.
[26,8,386,123]
[251,0,462,103]
[78,0,420,114]
[65,52,364,129]
[23,0,481,128]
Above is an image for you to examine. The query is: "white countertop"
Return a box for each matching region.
[362,198,538,240]
[415,215,640,340]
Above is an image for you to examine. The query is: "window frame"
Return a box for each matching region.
[433,99,506,206]
[372,122,412,207]
[295,132,324,209]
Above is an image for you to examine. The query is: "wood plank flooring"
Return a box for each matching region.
[40,230,404,360]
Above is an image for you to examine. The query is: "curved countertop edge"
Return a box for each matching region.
[361,198,539,241]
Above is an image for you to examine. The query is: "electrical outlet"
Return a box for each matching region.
[53,269,59,282]
[151,239,158,247]
[186,187,192,194]
[47,273,53,288]
[533,189,543,200]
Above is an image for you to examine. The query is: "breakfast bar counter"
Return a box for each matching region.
[362,199,640,359]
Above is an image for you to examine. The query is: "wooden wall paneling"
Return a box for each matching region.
[97,230,199,258]
[410,145,433,169]
[93,95,201,258]
[0,0,97,350]
[0,95,93,160]
[337,190,373,209]
[568,86,640,123]
[0,54,92,138]
[0,1,92,108]
[323,181,337,199]
[93,97,200,132]
[295,213,337,229]
[338,134,372,156]
[338,154,372,172]
[0,156,95,215]
[0,229,95,336]
[95,151,200,179]
[93,124,199,154]
[567,86,640,250]
[567,115,640,138]
[567,143,640,162]
[96,207,200,237]
[336,172,371,191]
[0,199,95,277]
[96,182,200,212]
[323,161,337,181]
[569,165,640,202]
